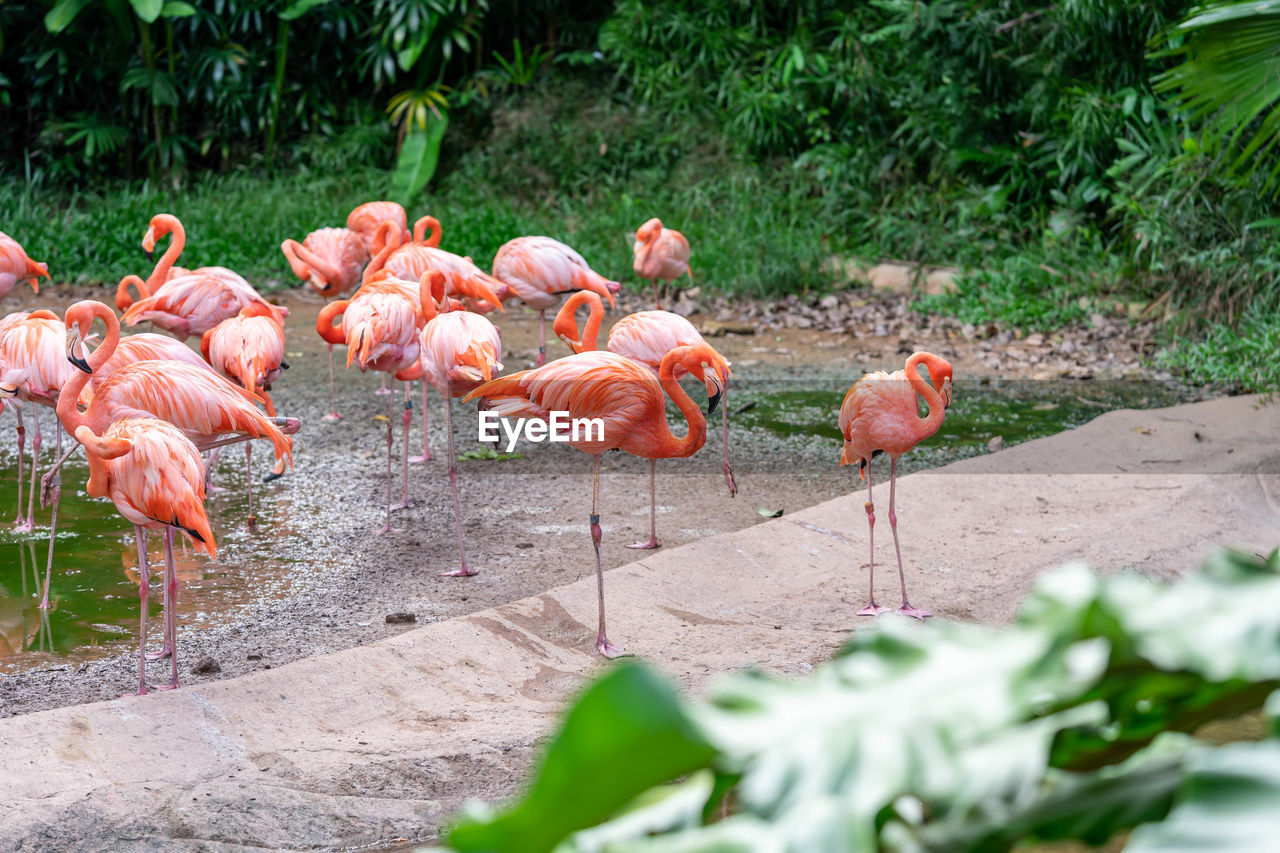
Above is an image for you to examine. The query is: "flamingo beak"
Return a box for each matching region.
[704,366,723,415]
[942,377,953,409]
[67,329,92,374]
[0,383,18,398]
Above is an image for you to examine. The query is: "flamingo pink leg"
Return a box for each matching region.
[889,457,931,620]
[18,406,42,534]
[537,310,547,367]
[378,389,402,534]
[323,342,341,421]
[153,526,181,690]
[722,377,737,497]
[409,381,430,463]
[145,526,173,659]
[398,382,412,507]
[245,442,257,528]
[130,524,150,696]
[627,459,661,550]
[857,461,889,616]
[376,374,392,396]
[591,455,628,658]
[13,408,27,528]
[439,390,477,577]
[38,423,63,609]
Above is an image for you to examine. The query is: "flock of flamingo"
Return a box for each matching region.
[0,203,952,694]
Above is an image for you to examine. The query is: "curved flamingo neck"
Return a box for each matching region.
[146,216,186,291]
[289,240,343,291]
[652,349,708,458]
[362,222,403,282]
[905,353,946,439]
[413,216,442,247]
[115,275,146,312]
[58,304,119,429]
[558,291,603,352]
[317,299,349,345]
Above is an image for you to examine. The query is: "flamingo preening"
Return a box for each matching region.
[490,236,621,366]
[839,351,953,620]
[466,343,729,658]
[346,201,412,255]
[417,271,502,577]
[632,218,690,309]
[555,290,736,549]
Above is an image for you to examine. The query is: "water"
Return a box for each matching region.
[0,435,298,676]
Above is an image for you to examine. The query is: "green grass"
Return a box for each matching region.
[2,84,835,298]
[1157,305,1280,394]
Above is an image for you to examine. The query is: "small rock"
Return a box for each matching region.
[867,263,914,293]
[247,653,262,661]
[1024,333,1045,347]
[192,655,221,674]
[923,268,958,295]
[385,612,417,624]
[988,435,1005,453]
[702,320,756,337]
[516,542,534,549]
[819,294,839,309]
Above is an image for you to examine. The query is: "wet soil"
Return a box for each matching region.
[0,283,1205,718]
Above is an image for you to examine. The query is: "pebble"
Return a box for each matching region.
[385,612,417,624]
[988,435,1005,453]
[192,656,221,674]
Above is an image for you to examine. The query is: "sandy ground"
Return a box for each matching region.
[3,281,1201,719]
[0,391,1274,851]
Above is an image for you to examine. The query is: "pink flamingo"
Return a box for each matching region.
[465,343,728,657]
[75,416,215,693]
[347,201,413,254]
[839,351,953,620]
[491,236,621,366]
[319,276,424,532]
[281,226,369,420]
[114,213,195,311]
[417,271,503,576]
[632,218,690,309]
[0,233,49,300]
[555,290,737,549]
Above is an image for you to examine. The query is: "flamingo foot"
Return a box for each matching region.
[153,680,180,691]
[246,515,258,529]
[439,566,478,577]
[375,386,393,397]
[323,411,342,422]
[626,536,662,550]
[723,461,738,498]
[856,601,891,616]
[38,594,50,610]
[408,453,430,464]
[123,688,148,698]
[596,636,631,659]
[13,519,33,534]
[206,483,227,494]
[897,603,932,621]
[145,647,173,661]
[377,523,403,535]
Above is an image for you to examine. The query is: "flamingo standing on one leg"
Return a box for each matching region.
[417,271,502,576]
[555,290,737,549]
[839,351,953,620]
[320,278,423,532]
[466,344,728,657]
[281,226,368,420]
[632,218,690,309]
[491,236,620,366]
[75,416,215,693]
[0,233,49,301]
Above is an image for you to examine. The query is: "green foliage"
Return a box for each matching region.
[1157,305,1280,393]
[443,549,1280,852]
[915,255,1098,332]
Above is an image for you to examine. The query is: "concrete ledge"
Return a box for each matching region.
[1,395,1277,851]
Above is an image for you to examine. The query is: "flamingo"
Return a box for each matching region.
[417,271,503,576]
[555,290,737,549]
[491,236,621,366]
[0,310,80,612]
[347,201,412,255]
[75,416,215,693]
[61,299,298,655]
[465,343,728,657]
[113,212,210,311]
[0,233,49,301]
[319,276,424,533]
[281,226,369,420]
[632,218,691,309]
[839,351,953,620]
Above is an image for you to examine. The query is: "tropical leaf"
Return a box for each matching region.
[128,0,164,24]
[43,0,95,33]
[391,108,447,202]
[159,1,196,17]
[278,0,336,21]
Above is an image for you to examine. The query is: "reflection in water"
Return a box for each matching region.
[0,541,53,656]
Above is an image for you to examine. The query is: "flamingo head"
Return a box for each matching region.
[63,302,102,374]
[142,213,179,261]
[921,354,953,409]
[672,344,725,415]
[636,218,663,246]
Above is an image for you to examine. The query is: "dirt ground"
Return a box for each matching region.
[0,282,1192,718]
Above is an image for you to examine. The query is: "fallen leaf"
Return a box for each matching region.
[1133,426,1154,435]
[757,507,784,518]
[372,414,388,422]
